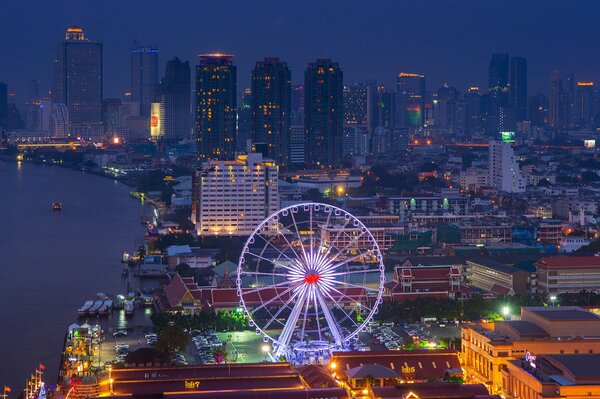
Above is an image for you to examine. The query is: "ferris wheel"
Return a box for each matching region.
[236,203,385,360]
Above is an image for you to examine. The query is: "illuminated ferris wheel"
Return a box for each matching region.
[236,203,385,360]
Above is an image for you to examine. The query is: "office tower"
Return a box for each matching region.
[397,72,426,128]
[434,85,459,133]
[487,54,510,135]
[102,98,125,138]
[576,81,594,128]
[192,153,278,236]
[291,84,304,125]
[529,93,549,127]
[489,54,509,90]
[162,57,191,143]
[343,84,368,125]
[251,57,291,165]
[38,100,69,138]
[549,71,564,131]
[289,125,305,165]
[565,73,576,129]
[368,85,395,133]
[131,43,159,117]
[25,80,41,130]
[488,140,525,193]
[196,54,237,160]
[51,26,103,138]
[304,59,343,166]
[342,125,369,156]
[0,82,7,129]
[463,87,483,136]
[509,57,527,121]
[237,88,252,151]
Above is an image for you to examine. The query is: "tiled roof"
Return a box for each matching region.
[536,256,600,269]
[371,382,497,399]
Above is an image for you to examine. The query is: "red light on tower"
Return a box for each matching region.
[113,137,121,144]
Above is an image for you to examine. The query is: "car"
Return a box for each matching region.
[113,330,127,338]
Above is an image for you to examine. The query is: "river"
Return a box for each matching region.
[0,161,151,393]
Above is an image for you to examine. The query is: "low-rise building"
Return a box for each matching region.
[535,256,600,294]
[465,258,531,296]
[461,307,600,394]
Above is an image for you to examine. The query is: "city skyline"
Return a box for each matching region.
[2,1,600,103]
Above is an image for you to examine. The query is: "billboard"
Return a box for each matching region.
[150,102,162,140]
[500,131,515,143]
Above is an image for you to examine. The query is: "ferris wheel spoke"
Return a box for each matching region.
[320,251,370,275]
[319,282,373,314]
[289,208,309,263]
[263,285,305,330]
[322,215,353,260]
[316,205,334,255]
[253,235,297,265]
[244,251,297,273]
[331,279,381,292]
[299,286,312,342]
[241,271,290,278]
[318,285,360,329]
[275,285,308,355]
[241,280,291,296]
[277,227,302,264]
[312,290,323,341]
[314,286,344,345]
[248,285,295,315]
[324,231,370,268]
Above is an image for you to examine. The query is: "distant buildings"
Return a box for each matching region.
[535,256,600,294]
[192,153,278,236]
[0,82,7,129]
[343,84,368,125]
[304,59,343,167]
[488,140,525,193]
[509,56,527,122]
[251,58,291,165]
[397,72,426,128]
[576,81,595,127]
[160,57,191,143]
[51,26,103,138]
[195,54,237,160]
[130,43,159,117]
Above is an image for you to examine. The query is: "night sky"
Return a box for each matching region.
[2,0,600,103]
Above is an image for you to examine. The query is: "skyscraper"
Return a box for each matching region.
[489,54,509,90]
[397,72,426,128]
[509,57,527,121]
[343,84,368,125]
[488,54,510,135]
[131,43,159,117]
[304,59,343,166]
[0,82,7,129]
[251,57,291,165]
[51,26,103,138]
[549,71,564,131]
[161,57,191,143]
[195,54,237,160]
[576,81,594,128]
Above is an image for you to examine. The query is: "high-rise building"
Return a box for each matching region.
[251,58,291,166]
[196,54,237,160]
[25,80,41,130]
[342,125,369,156]
[549,71,564,131]
[397,72,426,128]
[529,92,549,127]
[565,73,576,129]
[488,140,525,193]
[161,57,191,143]
[237,88,252,151]
[487,54,510,135]
[51,26,103,138]
[509,57,527,121]
[576,81,594,128]
[489,53,509,90]
[291,84,304,126]
[131,43,159,117]
[192,153,278,236]
[289,125,305,165]
[434,85,459,133]
[0,82,7,129]
[343,84,368,125]
[304,59,343,166]
[102,98,125,138]
[37,100,69,138]
[368,85,396,133]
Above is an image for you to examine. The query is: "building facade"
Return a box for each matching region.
[488,140,525,193]
[304,59,344,166]
[161,57,191,143]
[192,153,278,236]
[535,256,600,294]
[251,58,291,166]
[51,26,103,138]
[196,54,237,160]
[131,43,159,117]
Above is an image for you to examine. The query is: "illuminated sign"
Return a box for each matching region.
[401,365,416,373]
[185,380,201,389]
[500,132,515,143]
[150,102,162,140]
[584,140,596,149]
[525,351,537,368]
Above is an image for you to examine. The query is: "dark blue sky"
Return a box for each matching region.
[2,0,599,102]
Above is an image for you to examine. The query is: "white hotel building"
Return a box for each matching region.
[192,153,279,236]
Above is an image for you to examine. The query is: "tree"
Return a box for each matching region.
[176,263,194,278]
[581,171,600,183]
[155,325,189,357]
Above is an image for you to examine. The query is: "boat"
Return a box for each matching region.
[124,300,134,317]
[78,300,94,317]
[98,300,113,316]
[88,300,104,317]
[52,202,62,211]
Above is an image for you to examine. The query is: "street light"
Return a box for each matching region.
[502,306,510,318]
[550,295,557,307]
[261,344,270,361]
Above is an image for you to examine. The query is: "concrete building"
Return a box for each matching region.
[465,258,530,296]
[535,256,600,294]
[461,307,600,394]
[488,140,525,193]
[192,153,278,236]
